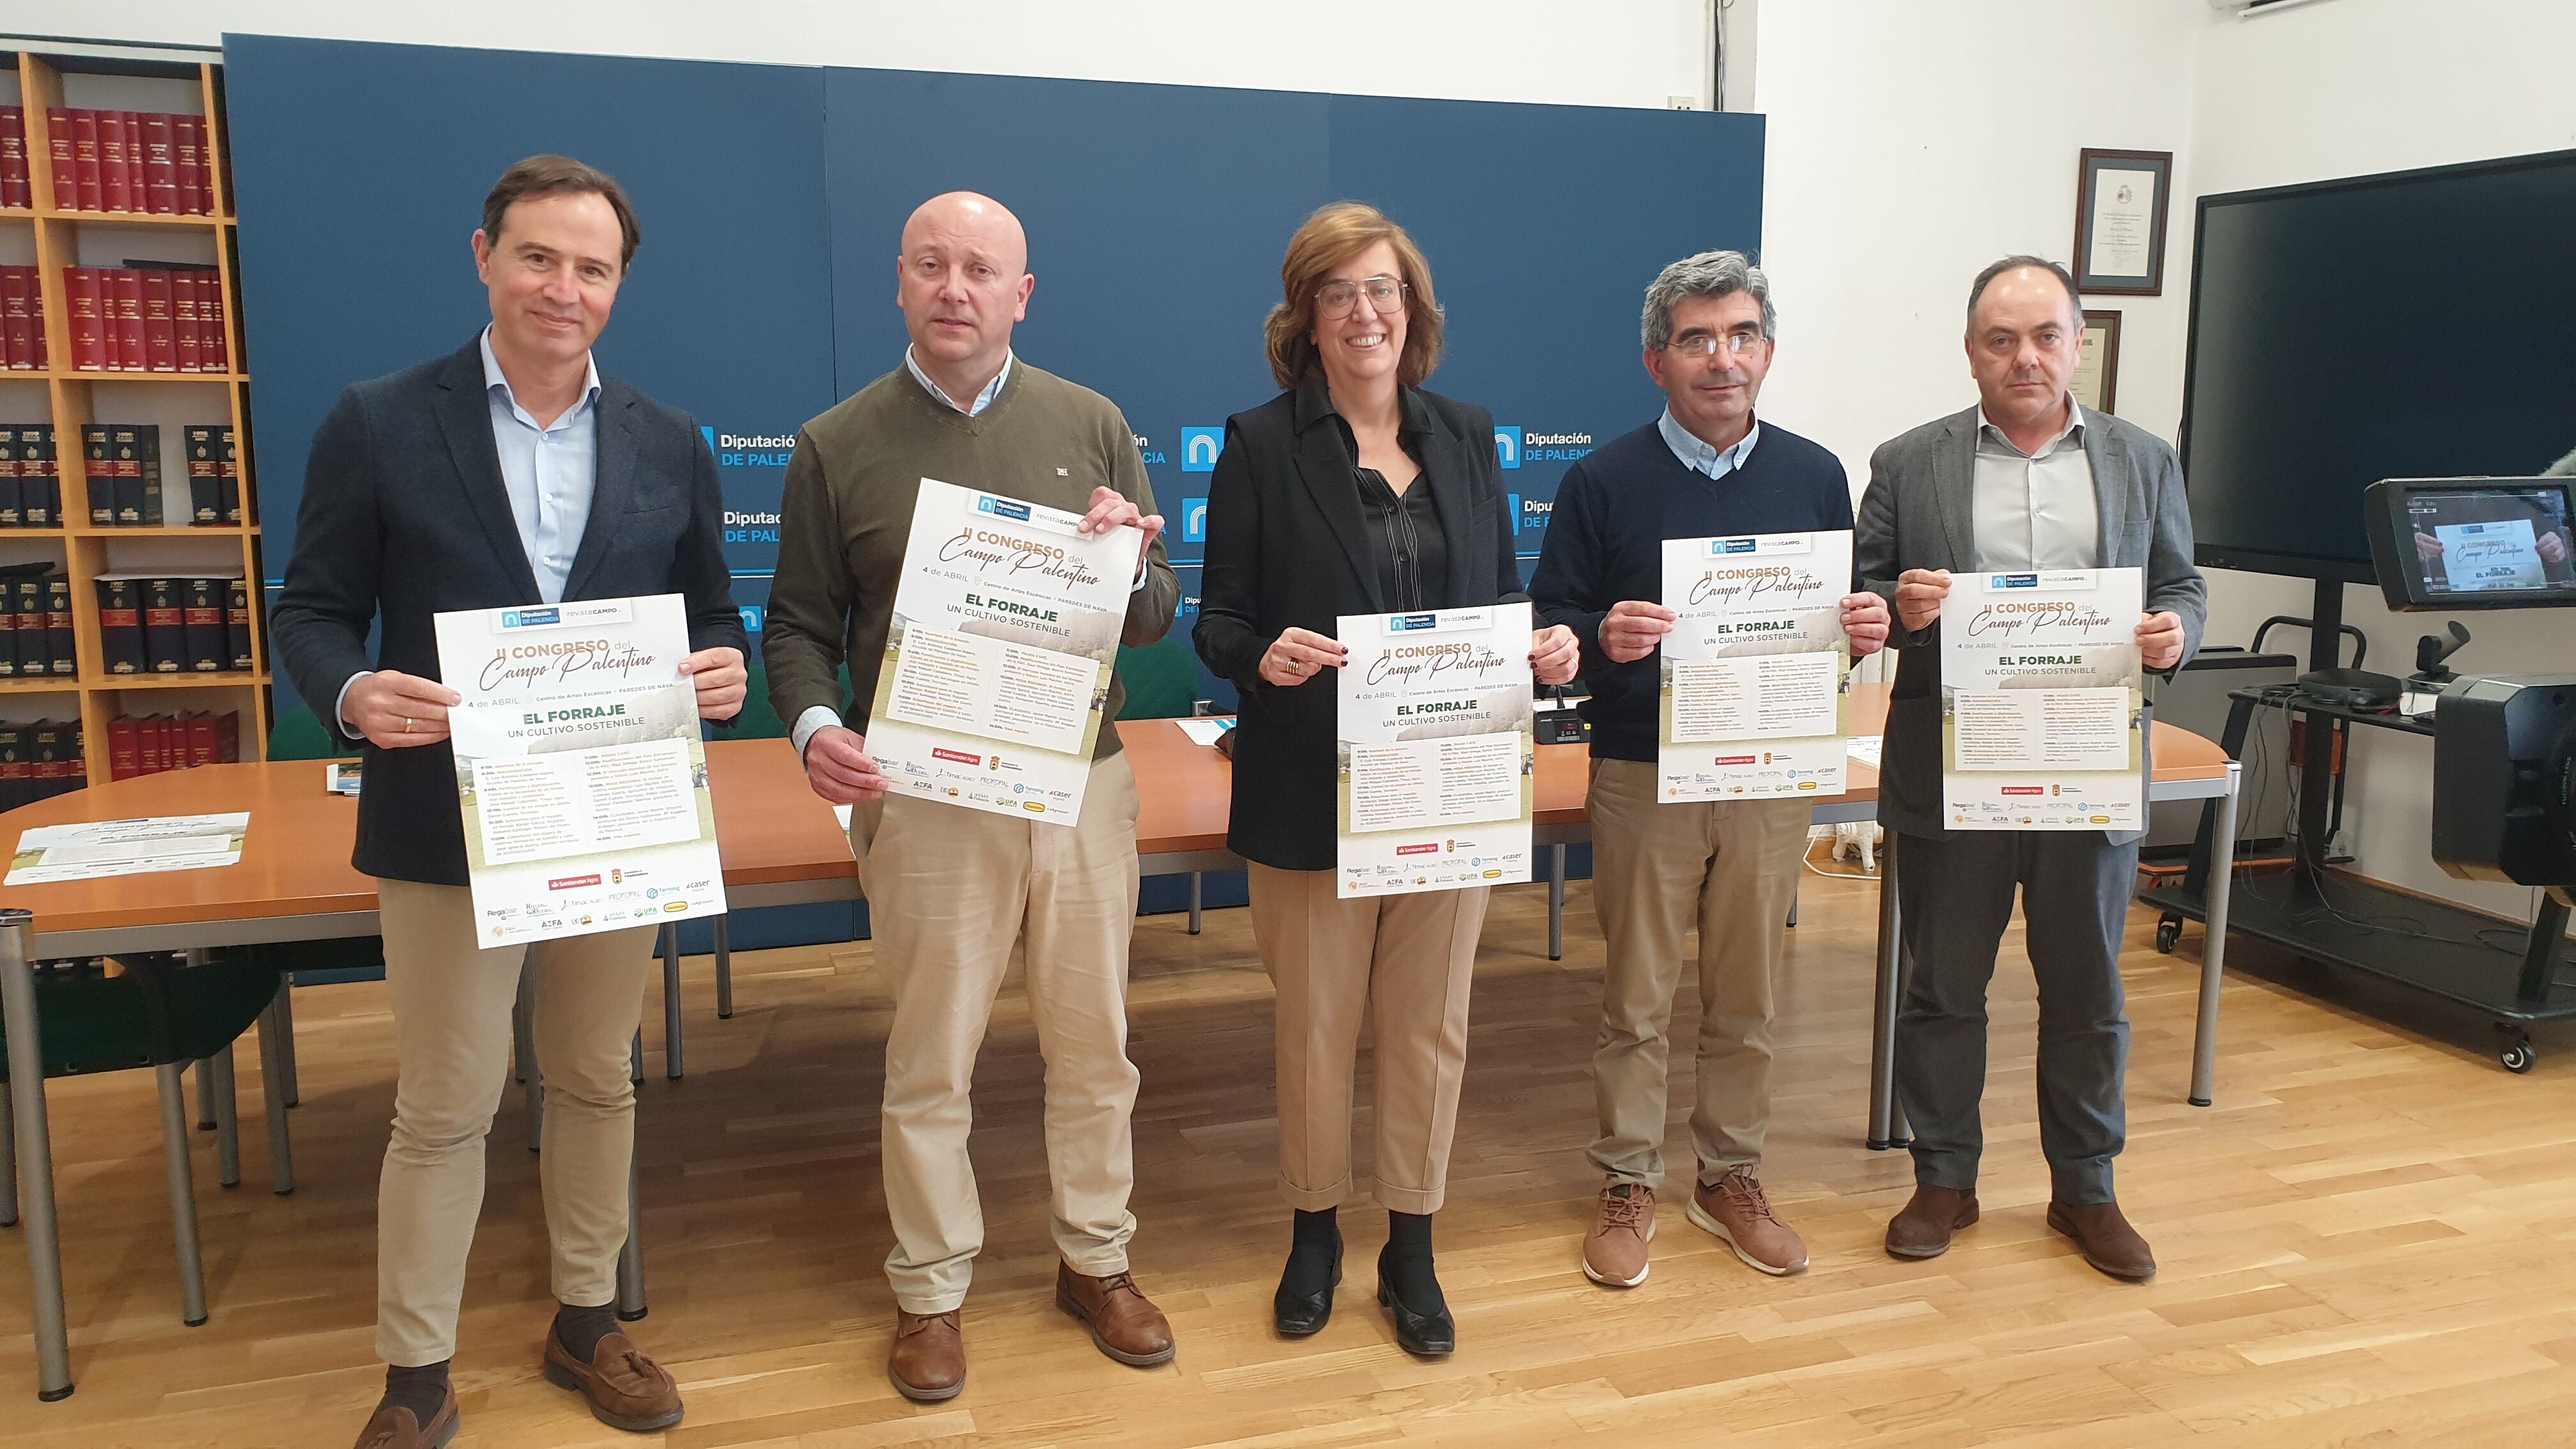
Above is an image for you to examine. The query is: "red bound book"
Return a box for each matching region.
[217,710,240,762]
[43,109,75,210]
[112,270,148,372]
[141,270,178,372]
[0,107,28,210]
[70,110,102,212]
[199,275,227,372]
[172,116,204,215]
[185,712,218,767]
[96,110,131,212]
[108,716,139,781]
[1,266,30,371]
[140,113,178,214]
[66,268,106,371]
[172,272,201,373]
[119,112,146,210]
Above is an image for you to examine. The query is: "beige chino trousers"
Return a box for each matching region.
[374,878,657,1367]
[1246,864,1487,1215]
[849,753,1146,1315]
[1585,759,1809,1187]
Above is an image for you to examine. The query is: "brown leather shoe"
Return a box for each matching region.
[889,1308,966,1402]
[1884,1184,1980,1260]
[1581,1181,1655,1288]
[542,1329,684,1432]
[1055,1262,1177,1367]
[1689,1170,1809,1275]
[2048,1199,2157,1281]
[350,1385,457,1449]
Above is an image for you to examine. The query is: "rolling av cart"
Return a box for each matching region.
[2146,684,2576,1074]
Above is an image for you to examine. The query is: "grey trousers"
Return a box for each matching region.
[1892,829,2137,1205]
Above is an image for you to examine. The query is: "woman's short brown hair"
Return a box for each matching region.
[481,154,642,271]
[1264,202,1444,391]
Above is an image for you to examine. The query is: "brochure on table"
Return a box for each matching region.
[7,812,249,884]
[1938,567,2145,831]
[865,479,1138,827]
[1657,530,1852,801]
[1335,602,1535,898]
[435,593,724,947]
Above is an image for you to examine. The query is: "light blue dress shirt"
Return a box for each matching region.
[905,344,1013,417]
[335,328,603,732]
[1659,406,1761,481]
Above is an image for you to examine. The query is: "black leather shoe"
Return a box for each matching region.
[1273,1232,1343,1337]
[1375,1247,1455,1358]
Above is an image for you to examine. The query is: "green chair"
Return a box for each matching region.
[1,954,293,1328]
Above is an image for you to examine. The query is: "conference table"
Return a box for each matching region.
[0,684,2239,1399]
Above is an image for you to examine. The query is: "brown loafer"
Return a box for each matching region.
[1055,1262,1177,1367]
[541,1329,684,1433]
[1884,1184,1980,1260]
[351,1384,457,1449]
[2048,1199,2157,1281]
[889,1308,966,1402]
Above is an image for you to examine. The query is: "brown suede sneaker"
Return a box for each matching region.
[1581,1181,1657,1288]
[350,1385,457,1449]
[541,1329,684,1433]
[1884,1184,1981,1260]
[2047,1200,2158,1281]
[889,1308,966,1402]
[1687,1169,1809,1276]
[1056,1262,1177,1367]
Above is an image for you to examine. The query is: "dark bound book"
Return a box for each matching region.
[112,422,160,526]
[0,425,20,527]
[218,425,241,523]
[225,576,254,671]
[12,576,45,680]
[185,425,218,523]
[81,422,112,525]
[182,576,224,671]
[143,576,183,673]
[45,574,73,676]
[95,576,144,674]
[26,423,56,527]
[0,724,26,810]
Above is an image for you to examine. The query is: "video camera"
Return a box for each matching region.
[2432,675,2576,890]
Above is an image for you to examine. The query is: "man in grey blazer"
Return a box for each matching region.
[1854,256,2205,1282]
[273,155,744,1449]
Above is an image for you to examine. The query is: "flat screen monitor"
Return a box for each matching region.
[2181,149,2576,581]
[2363,477,2576,610]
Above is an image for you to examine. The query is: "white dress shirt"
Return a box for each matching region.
[1971,398,2099,571]
[1658,406,1761,481]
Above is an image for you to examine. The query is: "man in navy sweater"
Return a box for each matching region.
[1532,250,1888,1289]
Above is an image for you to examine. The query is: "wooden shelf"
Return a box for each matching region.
[35,207,231,227]
[0,675,80,693]
[56,371,250,385]
[70,524,256,538]
[0,528,71,539]
[82,671,269,691]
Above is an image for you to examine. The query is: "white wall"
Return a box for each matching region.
[2188,0,2576,923]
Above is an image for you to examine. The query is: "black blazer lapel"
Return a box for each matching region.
[562,386,635,601]
[1407,390,1478,608]
[431,342,543,602]
[1289,381,1384,614]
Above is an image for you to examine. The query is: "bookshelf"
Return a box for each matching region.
[4,49,267,789]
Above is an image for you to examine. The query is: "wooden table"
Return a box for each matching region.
[0,684,2238,1400]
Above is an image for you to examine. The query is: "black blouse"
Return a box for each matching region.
[1353,464,1450,613]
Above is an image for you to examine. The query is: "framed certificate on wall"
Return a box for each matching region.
[2074,148,2171,296]
[2076,309,2122,415]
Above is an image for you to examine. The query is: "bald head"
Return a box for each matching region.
[896,191,1035,407]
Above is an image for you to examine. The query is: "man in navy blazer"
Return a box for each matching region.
[272,155,743,1449]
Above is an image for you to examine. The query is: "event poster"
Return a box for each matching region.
[1939,568,2145,831]
[434,593,724,946]
[2435,518,2548,592]
[1658,530,1852,801]
[866,479,1138,825]
[1335,602,1535,898]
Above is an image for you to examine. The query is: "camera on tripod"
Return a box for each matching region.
[2432,675,2576,892]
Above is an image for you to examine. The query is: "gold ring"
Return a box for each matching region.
[403,716,413,734]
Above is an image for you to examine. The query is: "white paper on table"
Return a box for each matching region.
[2435,518,2547,591]
[1656,530,1853,802]
[1846,735,1884,769]
[7,812,249,884]
[863,479,1138,827]
[1334,602,1535,898]
[435,593,724,947]
[1172,717,1235,747]
[1937,567,2145,831]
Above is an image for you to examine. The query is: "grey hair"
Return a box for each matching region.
[1966,254,2083,334]
[1641,249,1776,351]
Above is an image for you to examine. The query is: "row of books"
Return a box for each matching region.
[107,709,241,781]
[0,567,75,680]
[0,425,63,528]
[95,575,256,675]
[1,265,50,372]
[31,107,222,217]
[66,266,231,375]
[0,719,86,809]
[80,423,244,528]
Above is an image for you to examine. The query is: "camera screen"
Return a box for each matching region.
[2404,484,2576,596]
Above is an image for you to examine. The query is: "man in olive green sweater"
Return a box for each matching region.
[763,192,1181,1403]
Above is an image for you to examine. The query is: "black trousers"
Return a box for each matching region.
[1892,829,2138,1204]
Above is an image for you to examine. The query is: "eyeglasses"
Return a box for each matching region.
[1665,332,1768,358]
[1315,275,1409,319]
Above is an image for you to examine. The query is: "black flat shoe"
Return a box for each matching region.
[1274,1234,1343,1337]
[1375,1249,1455,1358]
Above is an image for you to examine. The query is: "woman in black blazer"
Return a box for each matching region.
[1195,203,1577,1356]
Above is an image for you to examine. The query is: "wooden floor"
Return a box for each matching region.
[7,869,2576,1446]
